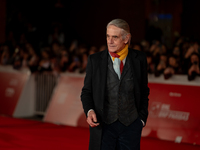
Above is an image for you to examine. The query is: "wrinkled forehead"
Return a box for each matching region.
[106,25,123,35]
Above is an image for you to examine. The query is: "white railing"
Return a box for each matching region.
[35,73,58,115]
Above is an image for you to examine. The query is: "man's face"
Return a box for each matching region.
[106,25,128,53]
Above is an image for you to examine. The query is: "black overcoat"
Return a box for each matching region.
[81,48,150,150]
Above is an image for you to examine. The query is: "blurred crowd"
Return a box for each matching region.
[0,22,108,75]
[140,37,200,81]
[0,23,200,81]
[0,38,107,75]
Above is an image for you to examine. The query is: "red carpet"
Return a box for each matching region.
[0,115,199,150]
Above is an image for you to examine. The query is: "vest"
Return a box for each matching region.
[103,54,138,126]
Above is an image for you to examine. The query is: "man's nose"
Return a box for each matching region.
[107,37,114,44]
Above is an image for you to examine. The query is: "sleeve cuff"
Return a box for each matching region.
[87,109,94,117]
[141,120,145,126]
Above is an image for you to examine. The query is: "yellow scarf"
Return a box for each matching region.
[112,44,129,61]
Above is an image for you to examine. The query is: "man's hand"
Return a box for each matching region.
[87,110,100,127]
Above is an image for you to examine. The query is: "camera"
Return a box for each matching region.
[193,61,198,65]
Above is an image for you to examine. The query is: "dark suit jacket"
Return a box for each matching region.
[81,48,150,150]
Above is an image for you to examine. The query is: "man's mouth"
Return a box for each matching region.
[109,45,115,47]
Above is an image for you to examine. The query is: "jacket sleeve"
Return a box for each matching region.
[138,52,150,125]
[81,55,95,116]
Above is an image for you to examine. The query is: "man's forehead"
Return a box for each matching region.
[106,25,122,35]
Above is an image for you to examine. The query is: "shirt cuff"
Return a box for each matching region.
[87,109,94,117]
[141,120,145,126]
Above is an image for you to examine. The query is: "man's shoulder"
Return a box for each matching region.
[128,48,146,59]
[89,49,108,60]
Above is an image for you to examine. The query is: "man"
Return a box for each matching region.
[81,19,149,150]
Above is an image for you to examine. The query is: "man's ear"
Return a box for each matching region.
[124,33,131,44]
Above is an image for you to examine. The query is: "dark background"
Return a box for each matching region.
[0,0,200,49]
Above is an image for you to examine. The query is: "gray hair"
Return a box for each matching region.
[106,19,131,44]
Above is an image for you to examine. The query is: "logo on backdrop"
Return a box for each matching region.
[169,92,181,97]
[149,102,190,121]
[5,88,15,97]
[4,79,18,97]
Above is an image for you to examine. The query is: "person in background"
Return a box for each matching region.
[88,46,98,55]
[182,42,199,74]
[184,42,199,59]
[68,50,81,72]
[9,46,23,70]
[131,42,143,51]
[81,19,149,150]
[187,52,200,81]
[154,54,167,77]
[21,49,29,68]
[38,47,52,73]
[26,43,39,72]
[59,48,70,72]
[79,45,89,73]
[149,40,167,69]
[140,40,150,53]
[99,45,107,52]
[51,42,62,74]
[0,45,10,65]
[172,46,181,57]
[163,55,182,79]
[146,52,155,74]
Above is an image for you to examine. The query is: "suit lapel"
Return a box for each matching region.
[98,50,108,108]
[121,54,130,80]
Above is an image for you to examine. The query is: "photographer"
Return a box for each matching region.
[188,52,200,81]
[163,55,182,79]
[154,54,167,77]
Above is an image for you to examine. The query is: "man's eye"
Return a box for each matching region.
[113,36,118,39]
